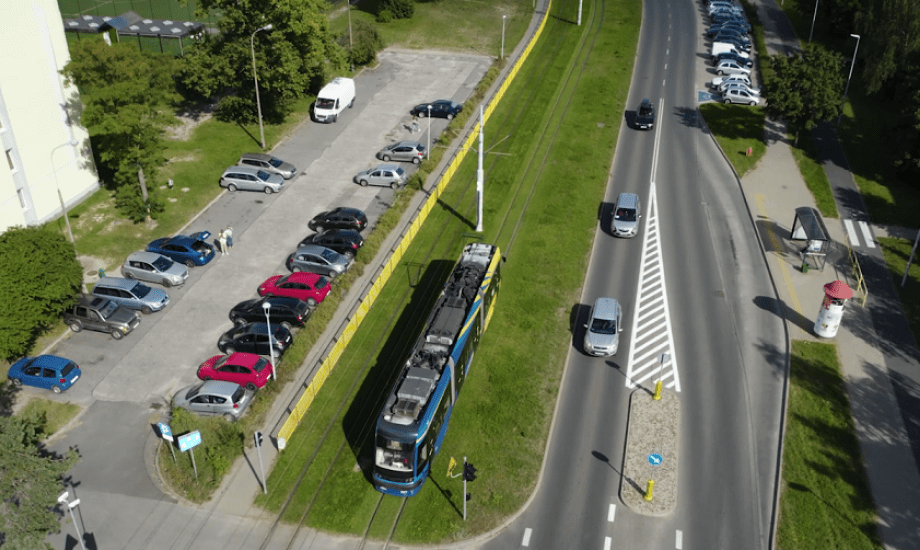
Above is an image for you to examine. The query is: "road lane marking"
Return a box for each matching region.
[844,219,859,246]
[608,504,616,522]
[755,194,804,316]
[676,529,683,548]
[859,220,876,248]
[522,528,532,546]
[604,536,612,550]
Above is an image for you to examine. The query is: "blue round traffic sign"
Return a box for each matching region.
[648,453,663,466]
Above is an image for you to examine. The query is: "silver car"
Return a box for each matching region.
[583,297,623,356]
[237,153,298,180]
[722,88,761,105]
[354,164,407,189]
[376,140,426,164]
[219,165,285,194]
[715,60,752,76]
[172,380,253,421]
[121,251,188,288]
[91,277,169,314]
[711,74,752,89]
[286,244,351,278]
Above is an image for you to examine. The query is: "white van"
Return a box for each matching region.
[710,42,750,63]
[313,77,356,123]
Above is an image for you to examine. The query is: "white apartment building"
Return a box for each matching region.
[1,0,99,235]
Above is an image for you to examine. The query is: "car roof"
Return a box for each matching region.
[329,206,365,217]
[127,251,170,264]
[95,276,141,290]
[296,244,335,256]
[592,298,621,320]
[23,354,73,370]
[395,140,421,147]
[240,152,274,162]
[375,163,401,171]
[222,165,264,176]
[199,379,243,397]
[223,352,263,367]
[77,293,112,308]
[616,192,639,209]
[287,272,323,283]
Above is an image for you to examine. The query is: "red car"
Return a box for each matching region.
[258,272,331,306]
[197,353,273,391]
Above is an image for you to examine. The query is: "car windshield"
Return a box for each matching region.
[590,318,618,335]
[269,157,283,167]
[316,98,335,109]
[321,248,340,262]
[616,208,637,222]
[395,167,405,176]
[99,300,119,319]
[214,355,231,368]
[316,276,329,290]
[376,436,414,472]
[256,170,272,181]
[639,105,653,116]
[254,358,269,372]
[152,256,173,271]
[131,283,151,298]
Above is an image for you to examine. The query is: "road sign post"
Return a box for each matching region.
[254,431,267,494]
[654,353,670,401]
[158,422,176,463]
[178,430,203,479]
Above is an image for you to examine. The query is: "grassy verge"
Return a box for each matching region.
[878,237,920,344]
[699,103,766,176]
[778,340,883,550]
[18,398,82,437]
[256,0,639,542]
[789,131,837,218]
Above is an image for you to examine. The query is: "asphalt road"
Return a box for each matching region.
[43,50,492,550]
[482,0,785,548]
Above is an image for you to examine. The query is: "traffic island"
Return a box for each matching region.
[620,388,680,516]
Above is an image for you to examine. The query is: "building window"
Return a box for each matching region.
[5,148,14,171]
[17,188,27,210]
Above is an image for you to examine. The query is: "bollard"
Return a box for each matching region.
[802,262,809,274]
[644,480,654,501]
[653,380,662,401]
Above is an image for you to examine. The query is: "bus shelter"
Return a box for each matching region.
[790,206,831,272]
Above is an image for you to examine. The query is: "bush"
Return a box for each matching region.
[115,184,166,223]
[376,9,393,23]
[379,0,413,20]
[347,20,386,66]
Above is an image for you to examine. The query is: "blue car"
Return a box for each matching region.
[147,231,215,267]
[8,355,81,393]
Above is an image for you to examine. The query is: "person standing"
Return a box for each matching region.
[225,225,234,250]
[218,228,228,255]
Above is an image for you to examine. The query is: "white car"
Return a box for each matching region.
[715,60,752,76]
[722,88,761,106]
[719,81,761,96]
[711,74,752,89]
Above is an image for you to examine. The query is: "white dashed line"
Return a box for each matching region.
[859,220,876,248]
[676,529,683,549]
[843,219,859,246]
[604,536,612,550]
[522,528,532,547]
[608,503,616,522]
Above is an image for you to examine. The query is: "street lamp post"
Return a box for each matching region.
[51,140,78,244]
[501,15,507,59]
[427,104,432,160]
[262,301,276,381]
[808,0,819,42]
[250,23,273,150]
[58,492,87,550]
[838,33,860,126]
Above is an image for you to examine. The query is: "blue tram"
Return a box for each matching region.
[373,243,502,496]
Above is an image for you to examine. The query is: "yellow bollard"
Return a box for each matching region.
[644,480,654,501]
[653,380,662,401]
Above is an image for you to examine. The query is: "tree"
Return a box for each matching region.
[763,46,845,136]
[62,40,179,218]
[0,414,79,549]
[341,20,386,67]
[379,0,415,21]
[854,0,920,95]
[0,226,83,361]
[179,0,346,125]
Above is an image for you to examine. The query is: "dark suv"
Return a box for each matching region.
[308,207,368,233]
[63,294,141,339]
[635,99,655,130]
[299,229,364,258]
[229,296,311,329]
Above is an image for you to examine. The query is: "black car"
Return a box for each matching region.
[635,98,655,130]
[410,100,463,119]
[218,322,293,356]
[710,12,747,25]
[714,31,751,49]
[229,296,311,329]
[298,229,364,259]
[711,51,754,68]
[308,207,368,233]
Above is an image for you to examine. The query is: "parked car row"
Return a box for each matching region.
[704,0,762,106]
[220,153,299,194]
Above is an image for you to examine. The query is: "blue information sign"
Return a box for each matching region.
[158,422,173,441]
[648,453,663,466]
[178,430,202,452]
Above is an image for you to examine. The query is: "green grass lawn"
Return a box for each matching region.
[878,237,920,344]
[789,130,837,219]
[699,103,767,176]
[778,341,883,550]
[255,0,640,542]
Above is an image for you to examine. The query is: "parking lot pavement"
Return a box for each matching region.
[79,50,491,405]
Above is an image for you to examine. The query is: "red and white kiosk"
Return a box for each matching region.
[814,280,853,338]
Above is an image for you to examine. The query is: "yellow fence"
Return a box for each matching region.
[277,1,554,448]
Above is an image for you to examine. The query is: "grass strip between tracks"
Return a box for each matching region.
[778,341,883,550]
[255,0,640,543]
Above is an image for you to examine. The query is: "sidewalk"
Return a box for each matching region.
[740,1,920,547]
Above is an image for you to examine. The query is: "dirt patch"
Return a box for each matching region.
[165,103,216,141]
[78,254,115,282]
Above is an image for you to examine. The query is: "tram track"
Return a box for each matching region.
[248,0,613,546]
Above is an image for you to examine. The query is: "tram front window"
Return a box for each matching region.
[375,436,413,472]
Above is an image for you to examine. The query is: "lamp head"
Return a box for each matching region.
[261,24,273,31]
[850,33,859,39]
[58,492,69,503]
[262,301,271,312]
